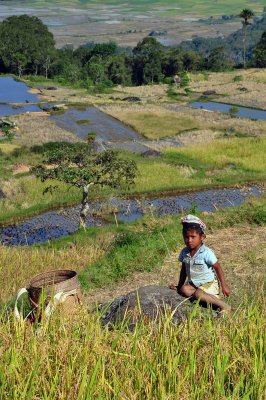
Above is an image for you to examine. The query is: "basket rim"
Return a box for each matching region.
[28,269,77,289]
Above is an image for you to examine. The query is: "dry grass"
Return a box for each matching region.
[9,113,80,146]
[0,143,20,154]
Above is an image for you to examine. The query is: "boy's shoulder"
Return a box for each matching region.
[178,244,217,262]
[201,244,216,254]
[179,244,216,254]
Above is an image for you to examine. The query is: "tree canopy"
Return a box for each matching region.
[33,143,137,227]
[239,9,255,68]
[253,30,266,67]
[0,15,55,76]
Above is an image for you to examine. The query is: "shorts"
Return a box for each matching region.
[198,280,220,298]
[189,280,220,298]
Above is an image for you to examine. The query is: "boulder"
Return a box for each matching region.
[141,149,162,158]
[99,285,194,329]
[122,96,141,102]
[0,189,6,199]
[238,87,248,92]
[0,119,16,129]
[202,90,217,96]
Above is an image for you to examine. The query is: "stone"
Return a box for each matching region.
[99,285,194,329]
[202,90,217,96]
[141,149,162,158]
[0,189,6,199]
[0,119,16,129]
[122,96,141,102]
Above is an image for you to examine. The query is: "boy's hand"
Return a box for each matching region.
[168,284,177,291]
[221,284,230,297]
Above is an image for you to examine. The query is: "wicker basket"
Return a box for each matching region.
[27,270,82,316]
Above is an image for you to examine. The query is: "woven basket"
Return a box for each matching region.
[27,269,82,310]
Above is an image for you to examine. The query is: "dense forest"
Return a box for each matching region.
[0,14,265,89]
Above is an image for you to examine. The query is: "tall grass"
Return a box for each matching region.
[0,290,264,399]
[0,231,110,304]
[165,137,266,173]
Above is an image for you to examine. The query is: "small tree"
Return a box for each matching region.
[239,8,255,68]
[32,143,137,227]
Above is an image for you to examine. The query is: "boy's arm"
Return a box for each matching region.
[169,262,187,291]
[176,262,187,291]
[213,262,230,296]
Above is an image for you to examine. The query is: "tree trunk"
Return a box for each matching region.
[243,25,247,68]
[79,184,94,228]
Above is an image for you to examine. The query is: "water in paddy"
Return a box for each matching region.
[0,103,41,118]
[50,107,141,141]
[0,185,263,246]
[190,101,266,120]
[0,76,42,117]
[0,77,39,103]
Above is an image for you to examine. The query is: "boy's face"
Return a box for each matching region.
[183,229,204,251]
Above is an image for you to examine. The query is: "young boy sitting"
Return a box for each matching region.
[169,214,231,312]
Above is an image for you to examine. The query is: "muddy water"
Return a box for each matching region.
[0,185,263,246]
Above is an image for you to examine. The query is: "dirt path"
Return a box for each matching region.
[85,224,266,305]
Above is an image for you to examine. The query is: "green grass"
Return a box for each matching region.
[79,220,178,290]
[76,119,91,125]
[164,137,266,174]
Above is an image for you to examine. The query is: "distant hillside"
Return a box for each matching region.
[3,0,266,16]
[179,14,266,63]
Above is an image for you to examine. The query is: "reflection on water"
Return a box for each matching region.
[190,101,266,120]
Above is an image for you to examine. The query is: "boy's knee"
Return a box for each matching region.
[179,285,186,295]
[194,288,203,299]
[180,285,195,297]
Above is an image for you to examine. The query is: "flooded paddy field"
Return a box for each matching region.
[0,185,264,246]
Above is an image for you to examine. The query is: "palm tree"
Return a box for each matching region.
[239,8,255,68]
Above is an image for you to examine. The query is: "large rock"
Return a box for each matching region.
[202,90,217,96]
[99,285,194,329]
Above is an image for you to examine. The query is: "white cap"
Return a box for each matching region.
[181,214,206,233]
